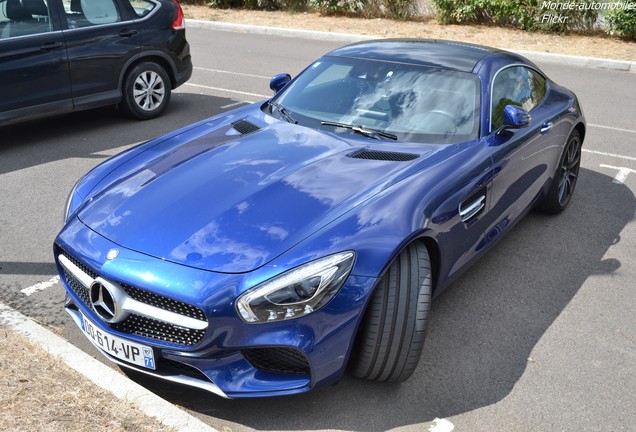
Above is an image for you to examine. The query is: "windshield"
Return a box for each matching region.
[269,56,480,144]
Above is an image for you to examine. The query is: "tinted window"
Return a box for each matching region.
[0,0,52,39]
[62,0,121,28]
[491,66,547,130]
[273,57,481,144]
[127,0,155,17]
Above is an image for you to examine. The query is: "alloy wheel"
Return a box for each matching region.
[558,134,581,206]
[133,71,165,112]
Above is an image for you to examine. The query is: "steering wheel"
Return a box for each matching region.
[425,110,458,134]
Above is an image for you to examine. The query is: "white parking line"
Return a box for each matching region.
[21,276,60,297]
[194,67,270,80]
[600,164,636,184]
[429,418,455,432]
[583,149,636,162]
[589,123,636,135]
[184,83,269,99]
[220,100,248,109]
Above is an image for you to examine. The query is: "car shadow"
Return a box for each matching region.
[124,166,635,431]
[0,92,256,176]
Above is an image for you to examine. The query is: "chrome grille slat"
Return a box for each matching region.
[59,250,207,346]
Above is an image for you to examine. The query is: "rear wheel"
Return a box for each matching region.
[351,241,431,382]
[121,62,171,120]
[537,129,582,214]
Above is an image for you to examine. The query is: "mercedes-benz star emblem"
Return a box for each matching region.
[89,277,128,323]
[106,249,119,260]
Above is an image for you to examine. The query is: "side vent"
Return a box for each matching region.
[348,149,419,162]
[232,119,261,135]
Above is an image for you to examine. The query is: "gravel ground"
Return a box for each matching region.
[0,329,176,432]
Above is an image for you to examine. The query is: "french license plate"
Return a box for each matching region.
[80,313,155,370]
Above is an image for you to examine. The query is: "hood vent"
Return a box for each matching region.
[232,119,261,135]
[348,149,419,162]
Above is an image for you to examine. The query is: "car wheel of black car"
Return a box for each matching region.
[122,62,171,120]
[537,129,582,214]
[351,241,432,382]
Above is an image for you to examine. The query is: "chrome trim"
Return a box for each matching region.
[59,254,208,330]
[459,195,486,222]
[65,306,228,398]
[59,254,93,288]
[487,63,548,134]
[0,29,62,43]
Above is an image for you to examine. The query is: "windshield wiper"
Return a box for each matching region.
[321,121,397,141]
[269,101,297,124]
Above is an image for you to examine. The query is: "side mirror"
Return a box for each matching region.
[502,105,531,129]
[270,73,291,93]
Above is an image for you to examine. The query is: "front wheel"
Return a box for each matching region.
[536,129,582,214]
[350,241,432,382]
[121,62,171,120]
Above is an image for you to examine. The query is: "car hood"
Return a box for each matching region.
[78,112,435,273]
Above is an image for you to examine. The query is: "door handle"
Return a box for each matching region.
[540,122,553,134]
[40,41,64,51]
[459,194,486,223]
[119,29,138,38]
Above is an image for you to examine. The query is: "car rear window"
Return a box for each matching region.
[127,0,155,17]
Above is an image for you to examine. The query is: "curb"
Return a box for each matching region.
[186,19,636,73]
[0,301,218,432]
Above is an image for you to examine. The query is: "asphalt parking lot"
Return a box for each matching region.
[1,27,635,431]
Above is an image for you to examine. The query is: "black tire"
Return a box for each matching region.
[536,129,582,214]
[351,241,432,382]
[121,62,171,120]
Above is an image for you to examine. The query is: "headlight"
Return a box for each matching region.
[63,180,80,223]
[236,251,355,324]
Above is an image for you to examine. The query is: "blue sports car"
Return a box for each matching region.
[55,39,585,398]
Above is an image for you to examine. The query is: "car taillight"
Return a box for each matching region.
[171,0,185,30]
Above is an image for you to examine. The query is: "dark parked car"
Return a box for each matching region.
[56,39,585,398]
[0,0,191,125]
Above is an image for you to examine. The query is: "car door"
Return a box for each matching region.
[0,0,71,124]
[58,0,140,109]
[485,65,563,227]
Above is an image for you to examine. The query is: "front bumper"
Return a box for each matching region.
[55,218,376,398]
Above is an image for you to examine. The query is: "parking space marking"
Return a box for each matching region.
[184,83,269,99]
[600,164,636,184]
[589,123,636,135]
[21,276,60,297]
[194,67,270,80]
[429,418,455,432]
[583,149,636,162]
[220,100,249,109]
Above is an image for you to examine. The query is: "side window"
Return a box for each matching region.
[127,0,155,17]
[491,66,547,130]
[62,0,121,29]
[0,0,52,39]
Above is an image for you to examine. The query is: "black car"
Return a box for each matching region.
[0,0,192,125]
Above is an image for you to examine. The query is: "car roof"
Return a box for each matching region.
[326,39,506,72]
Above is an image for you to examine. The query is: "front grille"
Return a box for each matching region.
[65,253,98,279]
[60,251,207,346]
[120,283,206,321]
[160,358,209,380]
[242,347,310,375]
[111,313,205,346]
[64,268,90,305]
[348,149,419,162]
